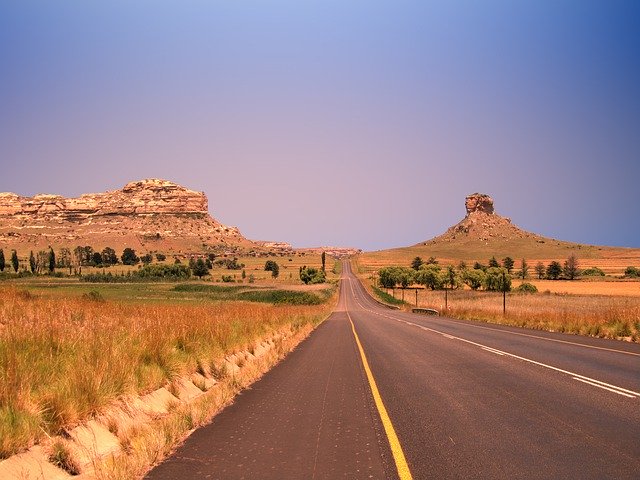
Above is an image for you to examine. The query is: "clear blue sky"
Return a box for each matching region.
[1,1,638,250]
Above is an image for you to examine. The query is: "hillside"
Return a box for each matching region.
[360,193,640,275]
[0,179,263,256]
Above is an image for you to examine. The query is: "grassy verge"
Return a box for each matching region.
[371,286,406,306]
[0,285,335,458]
[173,284,333,305]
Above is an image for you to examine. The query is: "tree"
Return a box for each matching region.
[48,248,56,273]
[321,252,326,273]
[102,247,118,265]
[473,262,487,272]
[519,258,529,280]
[502,257,514,274]
[457,260,468,272]
[378,267,399,288]
[156,253,167,262]
[411,257,424,271]
[300,266,325,284]
[0,249,4,272]
[563,255,580,280]
[58,248,72,271]
[463,269,486,290]
[546,261,563,280]
[29,251,36,273]
[121,248,139,265]
[535,262,545,279]
[397,268,415,289]
[488,256,500,268]
[444,265,459,290]
[192,258,209,278]
[92,252,103,266]
[265,260,279,279]
[141,253,153,265]
[11,250,19,273]
[415,264,444,290]
[484,267,512,292]
[426,256,438,265]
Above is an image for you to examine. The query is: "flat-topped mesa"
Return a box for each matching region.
[465,193,494,216]
[0,179,208,218]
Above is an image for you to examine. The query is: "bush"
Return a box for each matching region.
[515,282,538,294]
[299,266,325,284]
[82,290,105,302]
[624,266,640,278]
[582,267,605,277]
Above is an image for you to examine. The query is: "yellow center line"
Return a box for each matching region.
[347,311,413,480]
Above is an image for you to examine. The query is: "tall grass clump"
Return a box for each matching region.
[0,286,333,457]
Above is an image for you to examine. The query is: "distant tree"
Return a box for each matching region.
[37,251,48,273]
[519,259,529,280]
[29,251,36,273]
[411,257,424,271]
[563,255,580,280]
[415,264,444,290]
[444,265,460,290]
[321,251,326,273]
[502,257,514,274]
[207,253,217,262]
[155,253,167,262]
[192,258,209,278]
[58,248,72,271]
[535,262,546,279]
[473,262,487,272]
[121,248,139,265]
[378,267,398,289]
[463,268,486,290]
[397,267,415,288]
[265,260,279,279]
[457,260,468,272]
[299,266,325,284]
[0,249,4,272]
[91,251,103,266]
[48,248,56,273]
[101,247,118,265]
[488,256,500,268]
[141,253,153,265]
[241,269,247,280]
[484,267,512,292]
[205,258,213,269]
[11,250,19,272]
[546,261,563,280]
[426,256,438,265]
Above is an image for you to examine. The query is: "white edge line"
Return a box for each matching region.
[572,377,636,398]
[346,278,640,399]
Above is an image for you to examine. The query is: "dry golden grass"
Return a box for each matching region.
[0,287,333,458]
[513,279,640,297]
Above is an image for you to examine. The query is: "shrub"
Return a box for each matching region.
[82,290,105,302]
[299,266,325,284]
[515,282,538,294]
[121,248,139,265]
[582,267,605,277]
[462,269,486,290]
[624,266,640,278]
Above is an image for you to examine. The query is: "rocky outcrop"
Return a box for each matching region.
[0,179,253,253]
[421,192,540,245]
[465,193,494,216]
[0,179,208,220]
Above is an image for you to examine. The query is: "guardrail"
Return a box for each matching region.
[412,308,439,316]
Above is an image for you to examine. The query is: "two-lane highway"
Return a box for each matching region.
[147,262,640,479]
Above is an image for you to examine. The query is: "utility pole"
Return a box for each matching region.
[502,271,507,314]
[415,288,418,307]
[445,287,448,310]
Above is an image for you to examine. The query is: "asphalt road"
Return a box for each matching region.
[147,262,640,479]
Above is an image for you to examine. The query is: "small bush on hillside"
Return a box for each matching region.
[624,266,640,278]
[82,290,105,302]
[515,282,538,294]
[582,267,605,277]
[299,266,325,284]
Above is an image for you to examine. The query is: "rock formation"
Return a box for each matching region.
[465,193,495,216]
[421,192,540,245]
[0,179,253,254]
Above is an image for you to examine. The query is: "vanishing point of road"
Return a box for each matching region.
[146,262,640,479]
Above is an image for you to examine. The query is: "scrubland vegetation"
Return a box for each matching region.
[355,255,640,342]
[0,284,335,458]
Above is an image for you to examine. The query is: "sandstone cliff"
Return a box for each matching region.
[0,179,252,254]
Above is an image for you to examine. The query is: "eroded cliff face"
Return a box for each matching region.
[0,179,252,253]
[0,179,208,219]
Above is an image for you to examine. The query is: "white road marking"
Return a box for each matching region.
[572,377,637,398]
[346,278,640,400]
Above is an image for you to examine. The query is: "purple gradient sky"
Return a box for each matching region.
[1,1,639,250]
